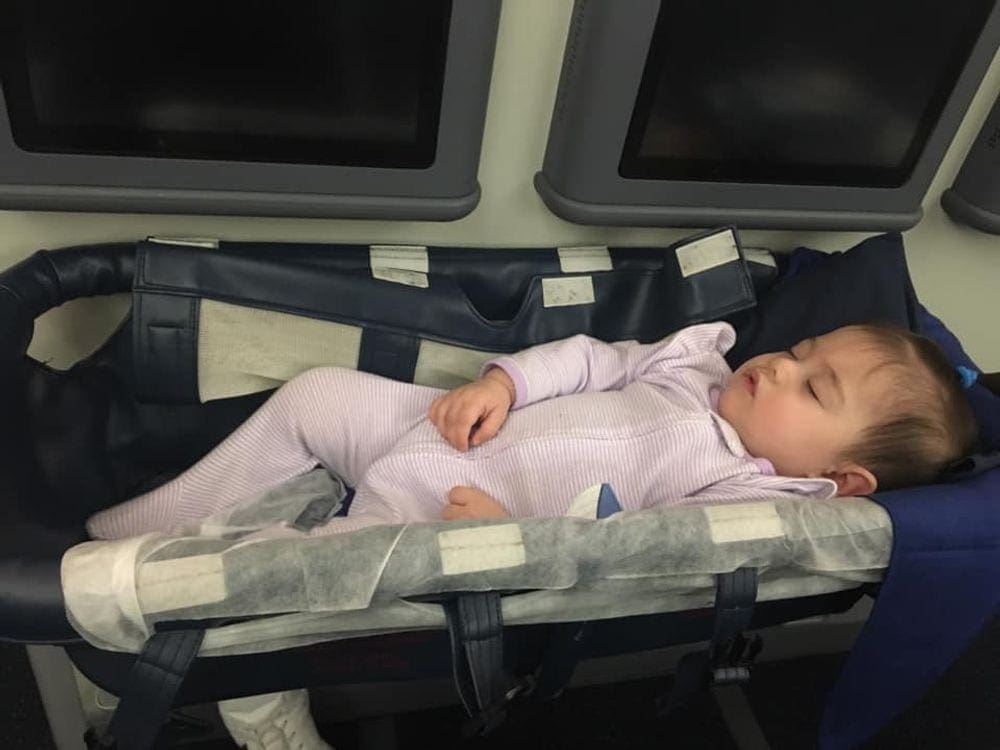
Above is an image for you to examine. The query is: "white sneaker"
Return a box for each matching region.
[217,689,334,750]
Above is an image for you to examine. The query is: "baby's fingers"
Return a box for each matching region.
[444,402,484,452]
[429,395,467,449]
[470,407,506,446]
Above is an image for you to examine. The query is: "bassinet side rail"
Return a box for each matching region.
[0,243,135,361]
[0,243,136,643]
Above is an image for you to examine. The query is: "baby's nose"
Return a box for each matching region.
[771,355,798,381]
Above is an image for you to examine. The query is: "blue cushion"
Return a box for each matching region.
[725,232,919,366]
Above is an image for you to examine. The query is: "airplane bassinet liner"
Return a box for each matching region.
[48,228,890,655]
[63,471,891,656]
[1,226,799,646]
[43,230,891,655]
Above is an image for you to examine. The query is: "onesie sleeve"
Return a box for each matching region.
[483,322,736,409]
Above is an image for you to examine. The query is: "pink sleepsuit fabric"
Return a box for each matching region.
[86,322,836,540]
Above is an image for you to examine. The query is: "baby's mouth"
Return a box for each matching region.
[743,371,757,397]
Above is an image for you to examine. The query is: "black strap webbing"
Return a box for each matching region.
[712,567,758,659]
[658,567,759,716]
[96,628,204,750]
[445,592,506,717]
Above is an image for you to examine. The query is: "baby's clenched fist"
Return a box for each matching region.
[428,367,515,451]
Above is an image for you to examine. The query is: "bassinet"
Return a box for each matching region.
[1,229,997,750]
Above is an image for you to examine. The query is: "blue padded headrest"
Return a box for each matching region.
[724,232,920,368]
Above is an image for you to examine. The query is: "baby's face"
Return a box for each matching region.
[717,327,893,479]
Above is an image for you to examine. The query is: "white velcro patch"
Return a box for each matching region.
[557,246,612,273]
[676,229,740,278]
[137,554,228,614]
[704,502,784,544]
[542,276,595,307]
[438,524,526,575]
[370,245,429,287]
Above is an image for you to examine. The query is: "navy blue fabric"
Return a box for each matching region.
[820,471,1000,750]
[746,234,1000,749]
[724,233,919,368]
[596,484,622,519]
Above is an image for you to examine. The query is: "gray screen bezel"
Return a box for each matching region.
[0,1,500,220]
[535,0,1000,230]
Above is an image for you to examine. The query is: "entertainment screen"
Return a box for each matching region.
[619,1,994,188]
[536,0,1000,229]
[0,0,500,219]
[2,1,447,168]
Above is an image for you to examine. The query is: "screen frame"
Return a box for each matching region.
[0,1,499,220]
[535,0,1000,230]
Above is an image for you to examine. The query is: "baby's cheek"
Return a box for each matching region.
[748,403,804,449]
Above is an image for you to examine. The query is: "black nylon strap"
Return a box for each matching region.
[98,628,205,750]
[444,592,506,718]
[711,567,758,659]
[132,291,200,404]
[658,568,759,716]
[358,329,420,383]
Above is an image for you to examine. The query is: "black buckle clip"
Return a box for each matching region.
[461,674,536,738]
[711,633,762,686]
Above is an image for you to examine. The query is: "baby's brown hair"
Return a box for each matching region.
[842,323,978,491]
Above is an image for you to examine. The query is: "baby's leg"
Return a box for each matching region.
[87,368,441,539]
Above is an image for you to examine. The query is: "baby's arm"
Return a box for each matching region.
[488,322,735,408]
[428,322,734,452]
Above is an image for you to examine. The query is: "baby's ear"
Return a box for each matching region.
[826,463,878,497]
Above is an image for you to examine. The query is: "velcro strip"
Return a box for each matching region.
[438,524,526,575]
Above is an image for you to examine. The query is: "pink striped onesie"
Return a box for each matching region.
[86,322,836,540]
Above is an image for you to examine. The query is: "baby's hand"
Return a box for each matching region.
[442,486,511,520]
[429,367,515,452]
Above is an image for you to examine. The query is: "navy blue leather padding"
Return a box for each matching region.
[131,232,756,403]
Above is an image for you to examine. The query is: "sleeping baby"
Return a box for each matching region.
[87,321,977,540]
